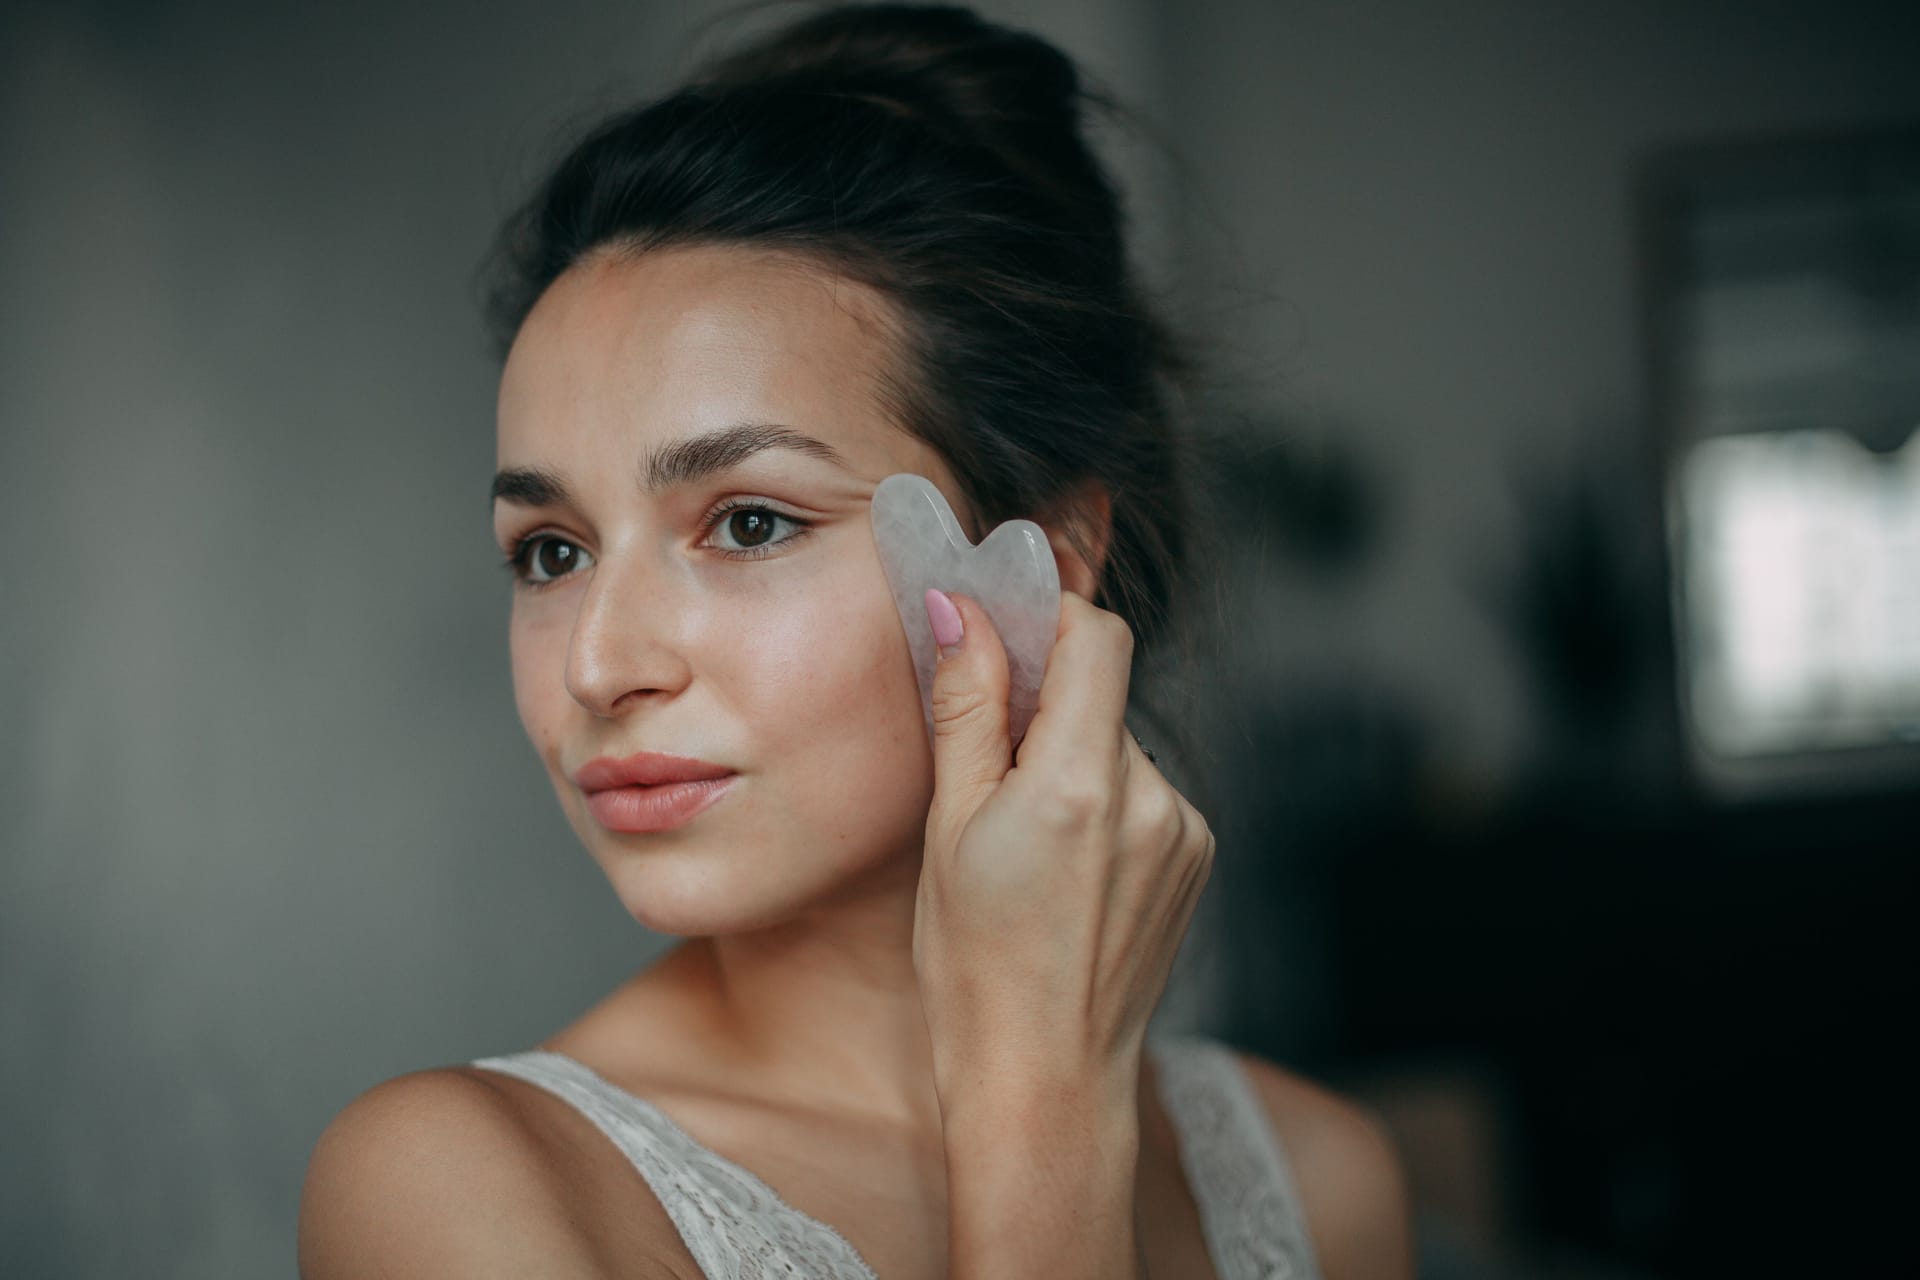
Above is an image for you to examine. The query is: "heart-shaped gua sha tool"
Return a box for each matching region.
[869,472,1061,747]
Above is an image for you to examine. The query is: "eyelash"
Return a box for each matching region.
[500,499,813,590]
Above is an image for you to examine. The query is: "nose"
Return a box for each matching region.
[564,546,695,718]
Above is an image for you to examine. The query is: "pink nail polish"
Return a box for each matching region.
[924,588,964,649]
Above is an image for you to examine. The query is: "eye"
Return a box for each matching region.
[502,534,592,589]
[702,499,812,560]
[500,501,811,588]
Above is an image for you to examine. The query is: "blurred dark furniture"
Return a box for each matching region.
[1326,786,1918,1276]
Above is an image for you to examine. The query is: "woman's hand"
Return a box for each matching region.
[912,586,1215,1100]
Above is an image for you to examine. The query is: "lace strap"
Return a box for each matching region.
[1148,1035,1323,1280]
[470,1051,878,1280]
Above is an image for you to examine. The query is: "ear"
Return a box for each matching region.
[1034,477,1113,602]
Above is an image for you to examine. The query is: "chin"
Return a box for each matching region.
[588,837,888,938]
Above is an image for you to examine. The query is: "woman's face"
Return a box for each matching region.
[493,243,967,935]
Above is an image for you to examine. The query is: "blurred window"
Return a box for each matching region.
[1653,129,1920,771]
[1679,428,1920,754]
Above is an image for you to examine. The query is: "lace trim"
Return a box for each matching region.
[471,1051,879,1280]
[474,1037,1318,1280]
[1147,1036,1323,1280]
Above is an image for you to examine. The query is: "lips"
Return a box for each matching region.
[583,776,736,833]
[574,751,736,792]
[573,752,740,834]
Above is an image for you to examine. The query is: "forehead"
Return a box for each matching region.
[496,242,918,474]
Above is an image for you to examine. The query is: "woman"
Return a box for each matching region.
[299,4,1413,1277]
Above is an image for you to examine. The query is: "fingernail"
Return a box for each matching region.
[924,588,964,651]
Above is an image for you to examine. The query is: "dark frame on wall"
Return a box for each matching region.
[1636,123,1920,800]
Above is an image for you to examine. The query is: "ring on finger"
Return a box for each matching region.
[1128,728,1159,765]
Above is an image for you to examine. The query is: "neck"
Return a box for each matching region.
[670,854,945,1138]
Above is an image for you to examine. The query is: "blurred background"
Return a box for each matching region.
[3,0,1915,1275]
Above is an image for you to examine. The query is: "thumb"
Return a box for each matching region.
[924,589,1013,831]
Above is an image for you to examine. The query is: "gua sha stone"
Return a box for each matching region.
[869,472,1061,747]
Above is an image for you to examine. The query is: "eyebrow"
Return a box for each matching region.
[490,422,850,509]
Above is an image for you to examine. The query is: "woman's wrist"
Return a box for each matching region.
[937,1053,1146,1280]
[935,1049,1141,1142]
[932,1038,1142,1124]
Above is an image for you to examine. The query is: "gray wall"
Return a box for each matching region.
[1157,0,1920,792]
[3,1,1914,1275]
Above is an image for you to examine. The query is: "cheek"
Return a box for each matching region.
[730,581,917,719]
[508,604,569,758]
[727,564,930,788]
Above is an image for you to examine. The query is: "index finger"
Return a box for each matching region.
[1012,588,1135,773]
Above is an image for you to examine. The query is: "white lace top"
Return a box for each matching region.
[470,1034,1322,1279]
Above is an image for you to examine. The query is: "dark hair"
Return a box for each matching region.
[481,1,1214,780]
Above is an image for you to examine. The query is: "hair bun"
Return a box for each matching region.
[694,4,1085,145]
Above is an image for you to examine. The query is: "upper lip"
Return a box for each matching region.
[574,752,737,792]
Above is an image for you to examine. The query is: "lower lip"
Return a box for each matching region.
[584,776,738,833]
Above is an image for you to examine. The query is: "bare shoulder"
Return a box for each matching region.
[1228,1049,1416,1280]
[297,1066,690,1280]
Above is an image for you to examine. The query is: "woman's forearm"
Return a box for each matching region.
[938,1061,1147,1280]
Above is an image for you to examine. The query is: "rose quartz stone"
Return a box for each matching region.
[869,473,1061,746]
